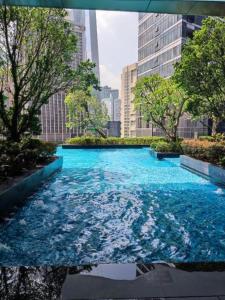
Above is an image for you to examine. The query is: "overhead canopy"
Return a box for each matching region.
[0,0,225,16]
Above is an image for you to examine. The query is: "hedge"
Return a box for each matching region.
[66,136,165,146]
[150,140,182,153]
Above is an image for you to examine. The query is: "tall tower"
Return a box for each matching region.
[68,9,86,68]
[40,10,86,142]
[89,10,100,83]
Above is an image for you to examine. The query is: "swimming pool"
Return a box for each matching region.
[0,147,225,266]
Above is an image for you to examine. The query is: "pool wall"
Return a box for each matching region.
[0,156,63,217]
[180,155,225,185]
[149,149,180,159]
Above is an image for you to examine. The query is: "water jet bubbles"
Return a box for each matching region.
[33,199,45,208]
[215,188,224,195]
[0,242,12,252]
[19,219,27,225]
[151,238,160,249]
[170,245,178,256]
[42,190,52,197]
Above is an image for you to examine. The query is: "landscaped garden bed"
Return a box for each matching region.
[181,138,225,169]
[147,137,225,170]
[149,140,182,159]
[0,138,61,217]
[180,138,225,184]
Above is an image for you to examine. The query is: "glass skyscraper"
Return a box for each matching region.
[138,14,203,78]
[135,13,208,138]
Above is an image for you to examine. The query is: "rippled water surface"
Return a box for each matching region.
[1,147,225,265]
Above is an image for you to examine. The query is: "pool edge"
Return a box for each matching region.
[0,156,63,217]
[180,155,225,186]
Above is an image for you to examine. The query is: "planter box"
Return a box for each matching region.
[180,155,225,185]
[0,156,63,217]
[62,144,149,149]
[149,148,180,159]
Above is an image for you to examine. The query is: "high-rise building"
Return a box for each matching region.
[40,9,100,142]
[120,63,138,138]
[138,14,204,78]
[89,10,100,82]
[100,86,121,137]
[40,9,86,142]
[100,86,121,122]
[134,13,208,138]
[69,9,86,69]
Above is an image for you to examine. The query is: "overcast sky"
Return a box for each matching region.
[96,11,138,91]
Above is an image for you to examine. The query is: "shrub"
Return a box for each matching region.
[151,140,182,153]
[182,140,225,167]
[213,133,225,142]
[66,136,165,146]
[199,134,225,142]
[199,136,215,142]
[0,139,56,183]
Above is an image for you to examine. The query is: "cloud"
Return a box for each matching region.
[100,64,120,90]
[97,11,138,91]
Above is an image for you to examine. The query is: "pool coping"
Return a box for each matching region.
[0,156,63,217]
[62,144,150,149]
[180,155,225,185]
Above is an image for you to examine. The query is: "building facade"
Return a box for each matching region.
[138,14,205,78]
[100,86,121,122]
[100,86,121,136]
[120,63,138,138]
[40,10,86,142]
[40,10,100,142]
[134,13,208,138]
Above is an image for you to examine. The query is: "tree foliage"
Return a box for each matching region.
[65,60,107,137]
[0,6,77,141]
[174,17,225,134]
[72,60,100,96]
[65,90,108,138]
[133,74,187,142]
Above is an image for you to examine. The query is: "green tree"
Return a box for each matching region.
[65,59,107,137]
[174,17,225,135]
[72,60,100,95]
[133,74,187,142]
[65,90,108,137]
[0,7,77,142]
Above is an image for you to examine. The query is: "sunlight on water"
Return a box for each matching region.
[0,147,225,266]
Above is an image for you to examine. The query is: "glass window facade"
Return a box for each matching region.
[136,13,209,138]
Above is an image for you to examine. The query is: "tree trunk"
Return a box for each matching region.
[212,117,220,135]
[95,128,107,138]
[7,124,21,142]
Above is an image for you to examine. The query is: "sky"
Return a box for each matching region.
[96,11,138,91]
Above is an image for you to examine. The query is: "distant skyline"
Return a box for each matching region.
[96,11,138,91]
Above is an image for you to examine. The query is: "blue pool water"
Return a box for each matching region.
[0,147,225,266]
